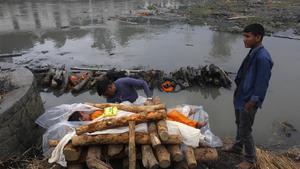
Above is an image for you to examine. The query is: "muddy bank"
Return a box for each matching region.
[185,0,300,35]
[119,0,300,37]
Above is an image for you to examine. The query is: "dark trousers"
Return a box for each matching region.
[234,108,257,163]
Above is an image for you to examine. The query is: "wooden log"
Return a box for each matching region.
[167,145,183,162]
[185,146,197,169]
[86,146,112,169]
[42,68,55,86]
[63,143,82,161]
[59,70,69,93]
[194,148,218,162]
[154,145,170,168]
[107,145,124,157]
[141,145,159,169]
[128,121,136,169]
[51,78,58,88]
[76,111,166,135]
[72,74,90,93]
[157,120,169,141]
[0,53,23,58]
[66,148,87,165]
[148,122,161,148]
[53,65,65,85]
[72,133,182,146]
[86,103,166,113]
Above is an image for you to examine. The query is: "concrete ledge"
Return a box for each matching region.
[0,62,44,159]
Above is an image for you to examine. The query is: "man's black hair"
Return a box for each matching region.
[96,77,113,96]
[68,111,81,121]
[243,23,265,40]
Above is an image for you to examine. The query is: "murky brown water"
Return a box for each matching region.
[0,0,299,148]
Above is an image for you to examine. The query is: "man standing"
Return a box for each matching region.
[96,77,153,103]
[224,24,273,169]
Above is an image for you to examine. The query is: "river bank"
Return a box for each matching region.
[118,0,300,39]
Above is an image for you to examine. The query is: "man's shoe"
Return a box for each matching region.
[222,144,243,155]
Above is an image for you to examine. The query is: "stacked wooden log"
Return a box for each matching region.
[49,98,218,169]
[33,64,232,97]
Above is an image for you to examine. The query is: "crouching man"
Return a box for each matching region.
[96,77,153,103]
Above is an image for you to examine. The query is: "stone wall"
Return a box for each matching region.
[0,62,44,159]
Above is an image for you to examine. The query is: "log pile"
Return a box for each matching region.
[49,98,218,169]
[32,64,232,97]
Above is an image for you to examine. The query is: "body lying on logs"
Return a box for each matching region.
[72,132,182,146]
[76,111,166,135]
[86,103,166,113]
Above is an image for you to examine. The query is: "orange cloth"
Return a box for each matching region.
[90,110,104,120]
[167,110,198,128]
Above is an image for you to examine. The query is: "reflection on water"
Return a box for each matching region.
[0,0,299,147]
[210,32,239,60]
[0,0,183,31]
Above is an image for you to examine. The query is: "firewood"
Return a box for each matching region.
[72,74,90,93]
[86,146,112,169]
[86,103,166,113]
[185,146,197,169]
[194,148,218,162]
[157,120,169,141]
[129,121,136,169]
[51,78,58,88]
[72,133,182,146]
[148,122,161,148]
[63,143,82,161]
[167,145,183,162]
[58,70,69,94]
[107,145,124,157]
[53,65,65,86]
[42,68,55,86]
[154,145,170,168]
[141,145,159,169]
[66,148,87,165]
[76,111,166,135]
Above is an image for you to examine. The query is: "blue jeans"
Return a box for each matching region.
[234,108,257,163]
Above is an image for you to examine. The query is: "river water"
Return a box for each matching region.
[0,0,299,148]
